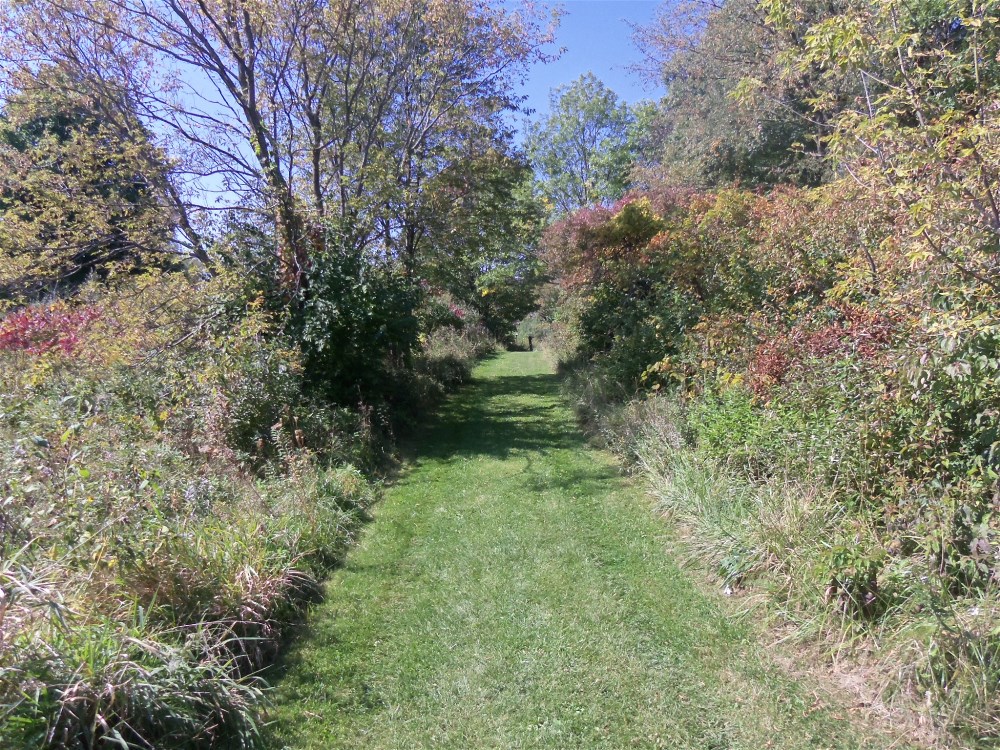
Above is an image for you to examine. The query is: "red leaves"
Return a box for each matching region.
[0,304,102,355]
[540,205,615,289]
[747,304,897,396]
[747,340,791,396]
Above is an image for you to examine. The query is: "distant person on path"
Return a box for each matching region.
[528,336,533,351]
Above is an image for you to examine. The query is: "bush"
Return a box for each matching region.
[297,241,419,406]
[417,325,495,387]
[0,270,379,749]
[2,607,265,750]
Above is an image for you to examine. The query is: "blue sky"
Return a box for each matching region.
[508,0,665,135]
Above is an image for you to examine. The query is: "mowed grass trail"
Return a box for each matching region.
[267,351,908,750]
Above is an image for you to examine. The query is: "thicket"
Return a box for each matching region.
[538,0,1000,743]
[0,259,502,748]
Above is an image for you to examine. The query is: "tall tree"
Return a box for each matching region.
[761,0,1000,289]
[0,0,555,290]
[526,73,634,214]
[634,0,847,188]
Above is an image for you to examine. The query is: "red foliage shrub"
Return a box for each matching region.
[0,304,102,355]
[747,304,896,396]
[747,339,792,396]
[539,206,614,290]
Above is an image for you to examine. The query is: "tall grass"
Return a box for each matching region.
[562,364,1000,745]
[416,324,497,388]
[0,461,374,749]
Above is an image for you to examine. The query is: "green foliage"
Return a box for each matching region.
[579,280,691,389]
[298,233,420,405]
[0,268,386,749]
[415,325,497,392]
[526,73,636,213]
[418,151,546,342]
[763,0,1000,292]
[2,0,555,290]
[861,294,1000,589]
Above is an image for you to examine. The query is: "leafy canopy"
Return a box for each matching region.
[526,73,635,214]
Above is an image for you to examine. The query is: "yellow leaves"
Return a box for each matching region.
[718,370,744,390]
[26,357,55,388]
[802,11,868,71]
[640,355,683,392]
[730,76,765,106]
[769,0,1000,289]
[0,72,172,303]
[759,0,794,30]
[604,198,664,254]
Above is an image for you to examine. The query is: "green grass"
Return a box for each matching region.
[265,351,912,749]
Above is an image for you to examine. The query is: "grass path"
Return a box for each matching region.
[266,351,908,749]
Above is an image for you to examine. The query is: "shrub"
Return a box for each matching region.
[0,269,380,749]
[298,243,419,405]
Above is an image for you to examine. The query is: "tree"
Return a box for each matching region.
[760,0,1000,289]
[420,149,545,339]
[526,73,634,214]
[0,0,555,291]
[0,66,174,305]
[634,0,846,188]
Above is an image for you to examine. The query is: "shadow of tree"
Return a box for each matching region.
[405,371,588,462]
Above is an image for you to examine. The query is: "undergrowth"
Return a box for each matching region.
[0,270,495,749]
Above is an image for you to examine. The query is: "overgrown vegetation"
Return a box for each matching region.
[0,262,505,747]
[536,1,1000,744]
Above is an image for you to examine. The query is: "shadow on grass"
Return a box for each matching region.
[261,358,620,745]
[404,370,588,462]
